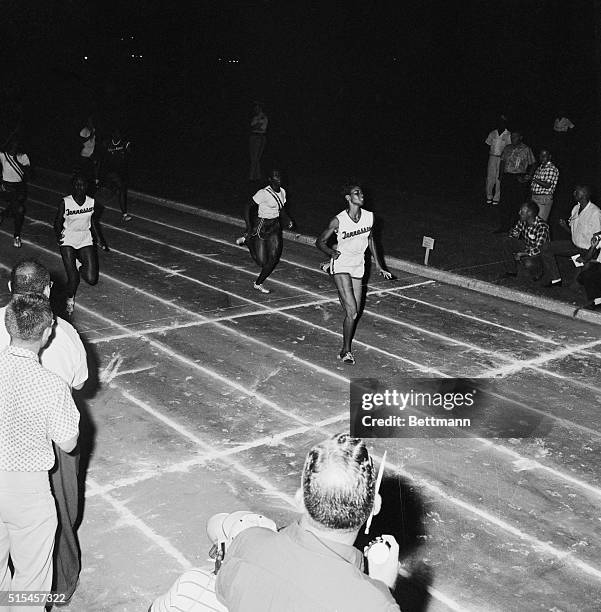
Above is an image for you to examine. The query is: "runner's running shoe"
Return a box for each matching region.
[337,351,355,365]
[253,283,271,294]
[66,298,75,316]
[122,213,132,222]
[235,236,247,245]
[13,236,21,248]
[319,261,332,274]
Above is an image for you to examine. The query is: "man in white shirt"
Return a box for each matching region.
[540,185,601,287]
[0,261,88,604]
[484,115,511,206]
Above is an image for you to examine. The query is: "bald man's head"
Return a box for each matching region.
[9,260,51,296]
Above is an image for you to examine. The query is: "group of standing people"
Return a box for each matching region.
[485,114,561,231]
[486,111,601,309]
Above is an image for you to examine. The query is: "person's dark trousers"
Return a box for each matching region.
[577,261,601,302]
[502,237,542,278]
[50,444,81,601]
[540,240,588,282]
[499,173,526,230]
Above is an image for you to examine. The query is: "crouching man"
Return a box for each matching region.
[500,200,549,281]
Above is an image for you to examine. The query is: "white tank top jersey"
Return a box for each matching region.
[253,186,286,219]
[61,195,95,248]
[335,208,374,265]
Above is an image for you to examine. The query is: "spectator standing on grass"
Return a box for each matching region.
[0,139,31,248]
[540,185,601,287]
[500,201,549,281]
[527,149,559,222]
[495,131,536,233]
[484,115,511,206]
[101,127,133,221]
[216,433,402,611]
[0,294,79,610]
[0,260,88,606]
[249,102,268,181]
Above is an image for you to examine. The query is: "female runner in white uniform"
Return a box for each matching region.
[316,182,392,364]
[240,168,294,294]
[54,174,109,316]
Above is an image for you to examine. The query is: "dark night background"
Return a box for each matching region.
[1,0,600,220]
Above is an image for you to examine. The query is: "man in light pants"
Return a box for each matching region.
[0,294,79,611]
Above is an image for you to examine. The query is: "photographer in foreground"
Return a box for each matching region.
[215,433,401,611]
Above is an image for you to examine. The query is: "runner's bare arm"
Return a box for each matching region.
[315,217,340,258]
[279,205,294,230]
[243,199,257,233]
[54,199,66,244]
[91,203,109,251]
[368,231,393,279]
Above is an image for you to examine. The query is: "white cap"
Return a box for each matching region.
[206,511,276,548]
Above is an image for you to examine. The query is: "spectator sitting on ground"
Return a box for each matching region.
[500,200,549,281]
[215,433,402,611]
[575,232,601,310]
[540,185,601,287]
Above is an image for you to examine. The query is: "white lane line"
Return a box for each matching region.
[476,439,601,501]
[386,461,601,583]
[86,476,193,569]
[110,382,601,587]
[87,280,434,346]
[89,411,349,497]
[484,338,601,378]
[116,386,297,507]
[28,197,558,362]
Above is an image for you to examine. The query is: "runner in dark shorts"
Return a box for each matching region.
[0,140,30,248]
[238,169,294,294]
[101,127,132,221]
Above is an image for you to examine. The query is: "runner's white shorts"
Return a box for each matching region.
[331,256,364,279]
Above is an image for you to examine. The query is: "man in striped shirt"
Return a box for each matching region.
[528,149,559,222]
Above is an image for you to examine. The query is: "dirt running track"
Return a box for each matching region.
[1,176,600,611]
